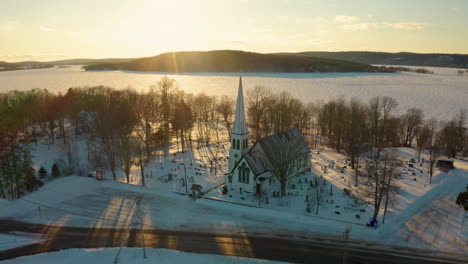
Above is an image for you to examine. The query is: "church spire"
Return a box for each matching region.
[232,76,249,135]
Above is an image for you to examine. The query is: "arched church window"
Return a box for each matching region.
[241,163,246,183]
[228,175,232,183]
[232,138,235,148]
[246,168,250,184]
[237,139,240,150]
[238,168,241,182]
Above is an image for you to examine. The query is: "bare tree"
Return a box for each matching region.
[416,123,431,162]
[135,141,146,187]
[455,109,467,155]
[365,150,399,222]
[310,174,326,215]
[381,150,400,224]
[247,85,270,140]
[379,96,399,155]
[216,95,235,140]
[87,89,138,180]
[155,76,178,156]
[401,108,424,147]
[367,96,398,158]
[343,98,368,186]
[193,93,216,146]
[171,95,194,152]
[119,136,137,184]
[425,119,442,184]
[262,131,306,197]
[131,89,159,158]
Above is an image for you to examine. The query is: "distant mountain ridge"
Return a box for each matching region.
[83,50,381,73]
[276,51,468,68]
[3,50,467,72]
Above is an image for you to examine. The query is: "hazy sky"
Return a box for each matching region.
[1,0,467,61]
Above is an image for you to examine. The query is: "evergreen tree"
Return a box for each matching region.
[52,163,61,177]
[0,144,35,198]
[456,185,468,211]
[22,145,36,192]
[39,166,47,178]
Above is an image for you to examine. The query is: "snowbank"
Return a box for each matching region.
[0,232,44,251]
[0,248,290,264]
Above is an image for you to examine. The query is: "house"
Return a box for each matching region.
[225,77,311,197]
[436,159,455,172]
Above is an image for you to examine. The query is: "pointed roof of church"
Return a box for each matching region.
[232,76,249,135]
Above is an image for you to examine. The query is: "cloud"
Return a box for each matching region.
[342,23,377,31]
[39,25,56,32]
[334,15,360,24]
[392,22,425,29]
[342,21,425,31]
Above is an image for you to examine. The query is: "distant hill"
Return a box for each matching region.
[0,58,134,71]
[83,50,382,73]
[46,58,134,65]
[276,51,468,68]
[6,50,465,73]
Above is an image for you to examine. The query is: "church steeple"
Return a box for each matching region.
[229,76,250,172]
[232,76,249,135]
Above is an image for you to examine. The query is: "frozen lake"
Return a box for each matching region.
[0,65,466,119]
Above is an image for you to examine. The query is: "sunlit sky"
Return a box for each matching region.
[1,0,467,62]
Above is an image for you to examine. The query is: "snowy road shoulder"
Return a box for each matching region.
[0,232,44,251]
[0,248,291,264]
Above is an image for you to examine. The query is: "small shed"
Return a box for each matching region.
[436,159,455,172]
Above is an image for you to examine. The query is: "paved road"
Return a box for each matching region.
[0,220,466,264]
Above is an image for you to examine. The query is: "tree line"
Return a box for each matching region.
[0,77,466,200]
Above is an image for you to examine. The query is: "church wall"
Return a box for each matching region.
[226,157,256,195]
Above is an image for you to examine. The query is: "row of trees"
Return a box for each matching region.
[247,85,315,140]
[314,96,466,183]
[1,77,466,201]
[0,77,238,195]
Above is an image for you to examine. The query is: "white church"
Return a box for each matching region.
[225,77,311,197]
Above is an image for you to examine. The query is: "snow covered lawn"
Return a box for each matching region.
[0,248,290,264]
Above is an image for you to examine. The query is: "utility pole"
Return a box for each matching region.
[114,194,143,264]
[342,226,351,264]
[135,198,147,259]
[184,165,188,194]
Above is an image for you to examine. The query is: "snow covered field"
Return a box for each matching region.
[0,247,289,264]
[1,134,467,254]
[0,65,467,120]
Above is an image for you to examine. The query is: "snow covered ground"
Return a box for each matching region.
[0,232,44,251]
[1,135,467,255]
[0,247,290,264]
